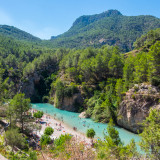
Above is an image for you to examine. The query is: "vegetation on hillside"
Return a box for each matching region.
[48,32,160,122]
[0,25,41,42]
[0,20,159,159]
[0,27,159,121]
[50,10,160,51]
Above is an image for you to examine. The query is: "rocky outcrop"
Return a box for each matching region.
[117,83,160,133]
[56,92,83,112]
[21,64,58,102]
[21,72,41,99]
[79,112,87,118]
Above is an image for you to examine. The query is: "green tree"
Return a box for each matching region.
[0,68,4,103]
[139,109,160,160]
[40,134,51,146]
[115,78,123,102]
[0,68,9,103]
[55,79,64,107]
[33,111,43,119]
[105,119,122,146]
[6,103,15,129]
[28,151,37,160]
[123,55,135,90]
[148,41,160,86]
[4,129,26,151]
[44,127,54,136]
[108,51,123,78]
[10,93,31,133]
[134,52,149,83]
[96,120,139,159]
[86,128,95,139]
[52,134,72,158]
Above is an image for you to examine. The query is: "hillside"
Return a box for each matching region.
[1,10,160,52]
[0,18,160,160]
[50,10,160,51]
[0,25,41,42]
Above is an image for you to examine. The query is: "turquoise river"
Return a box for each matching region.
[32,103,141,149]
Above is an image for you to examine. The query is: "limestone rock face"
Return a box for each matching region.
[21,72,41,99]
[117,83,160,133]
[58,93,83,112]
[21,65,57,102]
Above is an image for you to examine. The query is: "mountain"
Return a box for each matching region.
[1,10,160,52]
[50,9,160,51]
[0,25,41,42]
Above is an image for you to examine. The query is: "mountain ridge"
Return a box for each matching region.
[50,10,160,51]
[0,25,41,42]
[0,10,160,52]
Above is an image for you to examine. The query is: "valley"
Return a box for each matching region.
[0,9,159,160]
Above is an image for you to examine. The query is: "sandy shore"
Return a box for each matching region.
[31,109,92,146]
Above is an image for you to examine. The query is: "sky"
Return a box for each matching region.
[0,0,160,39]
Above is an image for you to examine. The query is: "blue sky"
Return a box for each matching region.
[0,0,159,39]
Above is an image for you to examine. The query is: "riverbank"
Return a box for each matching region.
[32,103,141,149]
[31,109,92,147]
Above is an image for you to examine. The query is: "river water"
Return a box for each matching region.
[32,103,141,147]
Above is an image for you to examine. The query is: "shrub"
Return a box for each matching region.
[4,129,26,151]
[54,134,71,147]
[40,134,51,146]
[44,127,54,136]
[86,128,95,139]
[33,111,43,119]
[29,151,37,160]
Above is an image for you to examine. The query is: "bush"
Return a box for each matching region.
[86,128,95,139]
[44,127,54,136]
[40,134,51,146]
[52,134,72,158]
[4,129,26,151]
[54,134,71,147]
[29,151,37,160]
[33,111,43,118]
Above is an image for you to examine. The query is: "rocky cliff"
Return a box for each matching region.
[117,83,160,133]
[21,72,41,101]
[56,92,83,112]
[21,65,58,102]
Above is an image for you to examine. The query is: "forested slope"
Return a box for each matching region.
[0,23,159,129]
[0,25,41,42]
[0,34,57,100]
[50,10,160,51]
[0,11,160,160]
[48,28,160,126]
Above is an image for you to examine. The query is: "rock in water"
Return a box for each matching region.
[79,112,87,118]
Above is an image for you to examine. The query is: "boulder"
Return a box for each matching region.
[79,112,87,118]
